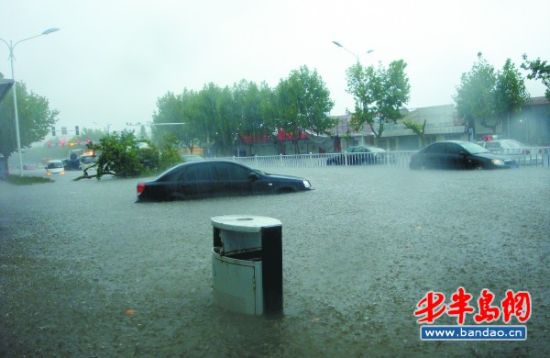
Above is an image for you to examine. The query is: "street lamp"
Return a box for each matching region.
[0,27,60,176]
[332,40,374,63]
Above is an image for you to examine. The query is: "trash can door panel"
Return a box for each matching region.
[212,254,262,315]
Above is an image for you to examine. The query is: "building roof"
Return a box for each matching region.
[401,104,463,125]
[329,113,375,137]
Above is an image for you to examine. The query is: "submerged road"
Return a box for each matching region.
[1,166,549,356]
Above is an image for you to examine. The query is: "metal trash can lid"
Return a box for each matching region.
[211,215,282,233]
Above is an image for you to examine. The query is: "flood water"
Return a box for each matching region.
[1,167,549,356]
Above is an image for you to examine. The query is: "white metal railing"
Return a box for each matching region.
[216,147,550,169]
[496,147,550,167]
[219,151,415,169]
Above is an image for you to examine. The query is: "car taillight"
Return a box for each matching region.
[137,182,145,195]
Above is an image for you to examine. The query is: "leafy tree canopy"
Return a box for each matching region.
[276,65,335,136]
[494,59,529,121]
[76,130,183,181]
[152,67,335,155]
[522,54,550,100]
[0,73,59,158]
[346,59,410,138]
[455,54,528,134]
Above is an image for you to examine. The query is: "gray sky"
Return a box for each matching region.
[1,0,549,132]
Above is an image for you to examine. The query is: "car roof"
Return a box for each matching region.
[158,160,253,177]
[432,140,468,145]
[348,145,385,151]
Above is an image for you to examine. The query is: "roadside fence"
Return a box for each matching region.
[218,147,550,169]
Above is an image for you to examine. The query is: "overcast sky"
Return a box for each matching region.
[1,0,549,132]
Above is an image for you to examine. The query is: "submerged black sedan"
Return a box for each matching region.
[137,161,312,201]
[409,141,518,170]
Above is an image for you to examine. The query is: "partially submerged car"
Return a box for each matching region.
[326,145,387,165]
[481,139,542,165]
[409,141,517,169]
[137,160,312,201]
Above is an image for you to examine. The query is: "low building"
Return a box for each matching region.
[327,105,466,151]
[380,104,466,150]
[328,97,550,151]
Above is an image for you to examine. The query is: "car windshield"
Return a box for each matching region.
[500,140,524,148]
[80,156,95,164]
[460,142,489,154]
[47,161,63,169]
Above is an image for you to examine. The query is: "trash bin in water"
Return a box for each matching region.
[211,215,283,315]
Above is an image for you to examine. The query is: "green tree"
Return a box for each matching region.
[77,131,159,180]
[276,66,335,153]
[402,119,427,146]
[495,59,529,135]
[346,60,410,141]
[456,54,529,135]
[258,82,278,134]
[191,83,223,155]
[152,91,187,147]
[0,74,58,158]
[522,54,550,100]
[158,133,181,169]
[233,80,264,154]
[455,53,497,134]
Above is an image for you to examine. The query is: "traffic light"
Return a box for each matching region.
[61,126,67,135]
[51,126,56,136]
[75,125,79,136]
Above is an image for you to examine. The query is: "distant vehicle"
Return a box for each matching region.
[409,141,517,170]
[80,155,97,168]
[181,154,204,162]
[137,161,312,201]
[45,160,65,176]
[64,153,81,170]
[480,139,542,165]
[482,139,529,155]
[326,145,387,165]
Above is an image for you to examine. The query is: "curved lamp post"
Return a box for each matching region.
[0,27,60,176]
[332,40,374,63]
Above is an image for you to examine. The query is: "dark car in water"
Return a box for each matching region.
[409,141,518,170]
[137,160,312,201]
[326,145,387,165]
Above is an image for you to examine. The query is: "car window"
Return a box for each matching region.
[460,142,489,154]
[213,162,232,181]
[423,143,443,154]
[182,163,213,182]
[445,143,463,154]
[229,163,250,180]
[500,140,523,148]
[485,142,502,150]
[157,166,184,182]
[47,161,63,169]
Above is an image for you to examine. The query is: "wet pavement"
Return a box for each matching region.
[1,166,549,357]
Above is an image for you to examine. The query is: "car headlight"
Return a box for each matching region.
[303,180,311,189]
[491,159,505,166]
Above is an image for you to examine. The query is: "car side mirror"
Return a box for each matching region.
[248,172,260,181]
